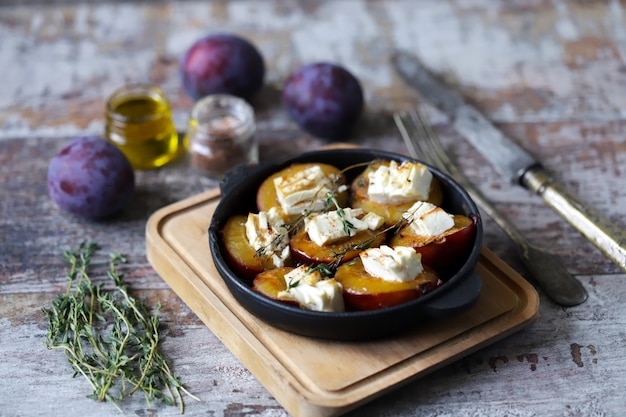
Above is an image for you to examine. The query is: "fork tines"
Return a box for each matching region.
[393,109,460,179]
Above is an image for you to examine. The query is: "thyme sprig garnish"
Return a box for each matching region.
[254,210,310,259]
[286,278,301,290]
[254,160,403,262]
[325,192,356,236]
[308,263,335,277]
[253,168,349,260]
[283,264,333,292]
[43,242,199,413]
[324,213,413,272]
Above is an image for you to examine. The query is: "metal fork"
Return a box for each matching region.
[394,109,588,306]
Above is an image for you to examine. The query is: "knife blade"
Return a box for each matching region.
[392,50,626,273]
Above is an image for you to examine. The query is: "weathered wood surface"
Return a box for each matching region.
[1,1,625,416]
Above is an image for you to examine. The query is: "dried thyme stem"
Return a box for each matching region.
[43,242,200,413]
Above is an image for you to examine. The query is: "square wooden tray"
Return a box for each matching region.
[146,189,539,417]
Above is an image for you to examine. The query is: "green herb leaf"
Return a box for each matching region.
[42,241,200,413]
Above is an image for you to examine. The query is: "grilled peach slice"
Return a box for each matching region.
[221,215,292,279]
[350,160,443,226]
[389,214,476,270]
[334,258,442,311]
[252,267,298,306]
[289,228,386,266]
[256,163,349,221]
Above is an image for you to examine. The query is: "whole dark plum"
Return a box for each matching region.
[180,33,265,101]
[282,62,364,140]
[47,137,135,219]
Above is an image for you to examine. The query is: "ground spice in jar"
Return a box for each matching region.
[185,95,258,178]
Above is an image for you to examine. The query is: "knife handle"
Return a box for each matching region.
[523,168,626,273]
[461,178,588,306]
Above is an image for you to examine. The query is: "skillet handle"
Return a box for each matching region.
[219,162,272,195]
[420,272,482,318]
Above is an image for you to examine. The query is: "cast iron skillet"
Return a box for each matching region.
[208,148,483,341]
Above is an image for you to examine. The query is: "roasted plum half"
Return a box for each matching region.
[256,162,349,221]
[221,214,293,279]
[334,258,443,311]
[289,228,386,266]
[389,214,477,271]
[251,267,297,306]
[350,160,443,226]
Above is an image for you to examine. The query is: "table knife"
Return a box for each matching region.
[392,50,626,274]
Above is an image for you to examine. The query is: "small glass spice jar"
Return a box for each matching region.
[185,94,258,178]
[105,84,179,170]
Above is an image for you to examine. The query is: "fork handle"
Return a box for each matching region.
[461,179,588,306]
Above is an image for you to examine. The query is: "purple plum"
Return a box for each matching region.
[282,62,364,140]
[47,137,135,219]
[180,33,265,101]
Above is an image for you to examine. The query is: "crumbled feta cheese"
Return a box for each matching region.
[367,161,433,204]
[278,266,345,312]
[304,208,384,246]
[360,245,424,282]
[245,207,290,266]
[403,201,454,237]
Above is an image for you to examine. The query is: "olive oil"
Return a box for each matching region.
[105,85,179,170]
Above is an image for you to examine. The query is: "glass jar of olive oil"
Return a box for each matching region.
[105,85,179,170]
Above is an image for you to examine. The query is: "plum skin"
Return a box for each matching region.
[180,33,265,101]
[282,62,364,140]
[47,136,135,219]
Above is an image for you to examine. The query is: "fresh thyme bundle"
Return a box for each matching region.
[43,242,199,413]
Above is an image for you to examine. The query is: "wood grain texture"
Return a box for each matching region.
[1,1,626,416]
[145,188,538,416]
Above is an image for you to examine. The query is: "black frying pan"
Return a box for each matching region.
[208,148,483,340]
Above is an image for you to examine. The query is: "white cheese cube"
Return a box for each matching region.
[278,266,345,312]
[287,279,345,312]
[361,212,386,230]
[273,165,336,215]
[304,208,384,246]
[367,161,433,204]
[404,201,454,237]
[360,245,424,283]
[245,207,290,266]
[283,264,323,287]
[305,211,347,246]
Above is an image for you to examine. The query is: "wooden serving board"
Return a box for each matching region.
[146,188,540,417]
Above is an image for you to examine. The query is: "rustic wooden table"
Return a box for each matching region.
[2,1,626,416]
